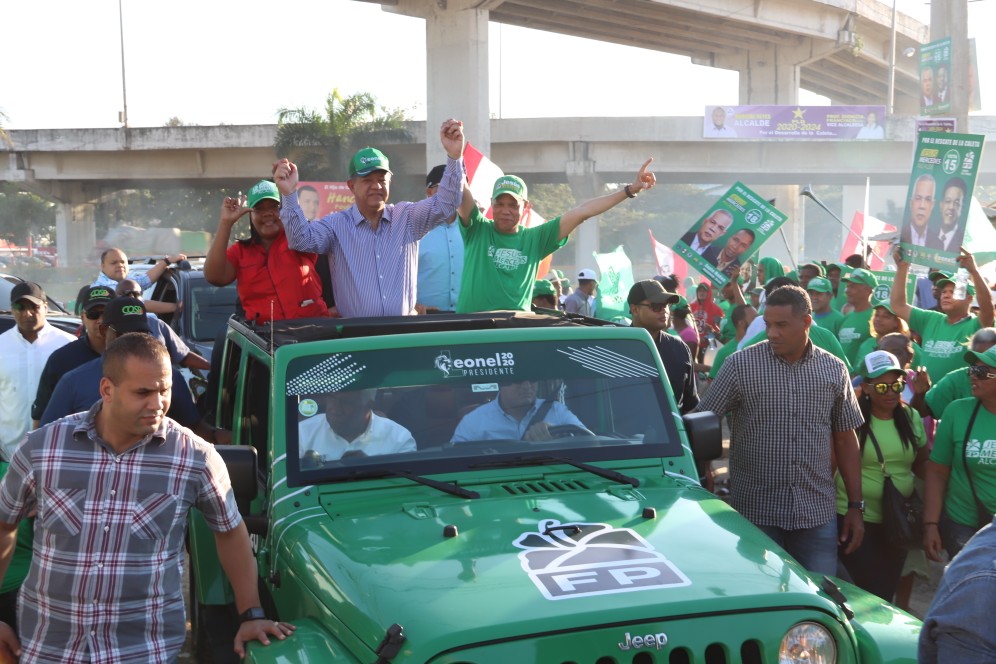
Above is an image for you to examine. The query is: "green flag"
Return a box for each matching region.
[593,245,635,321]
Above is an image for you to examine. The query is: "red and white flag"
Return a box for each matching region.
[840,211,894,270]
[649,230,688,281]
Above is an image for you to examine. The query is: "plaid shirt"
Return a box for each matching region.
[0,402,241,664]
[696,340,862,530]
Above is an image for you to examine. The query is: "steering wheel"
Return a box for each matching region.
[545,424,596,439]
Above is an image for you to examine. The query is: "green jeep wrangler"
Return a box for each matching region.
[191,311,921,663]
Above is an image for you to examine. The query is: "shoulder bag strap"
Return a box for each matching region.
[961,400,989,516]
[866,426,890,478]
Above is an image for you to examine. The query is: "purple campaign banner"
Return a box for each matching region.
[703,105,887,139]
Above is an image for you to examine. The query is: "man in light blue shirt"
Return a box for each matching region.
[417,165,464,313]
[451,379,585,442]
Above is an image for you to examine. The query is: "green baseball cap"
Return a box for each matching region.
[673,295,690,311]
[843,268,878,289]
[532,279,556,297]
[348,147,392,178]
[806,277,833,294]
[826,262,845,273]
[872,300,898,316]
[964,345,996,368]
[928,270,952,283]
[247,180,280,209]
[861,350,903,379]
[492,175,528,202]
[935,277,976,297]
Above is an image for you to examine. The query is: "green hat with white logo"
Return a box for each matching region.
[964,345,996,368]
[861,350,903,379]
[843,268,878,289]
[806,277,833,294]
[935,277,976,298]
[492,175,528,202]
[872,300,899,316]
[247,180,280,209]
[348,147,392,178]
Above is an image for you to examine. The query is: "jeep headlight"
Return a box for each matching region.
[778,622,836,664]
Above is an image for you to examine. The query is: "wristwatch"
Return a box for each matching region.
[160,256,170,265]
[239,607,267,623]
[847,500,865,513]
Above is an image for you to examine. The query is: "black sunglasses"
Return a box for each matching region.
[635,302,670,313]
[84,308,105,320]
[968,365,996,380]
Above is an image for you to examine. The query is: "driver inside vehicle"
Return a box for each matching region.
[451,379,587,443]
[299,388,416,465]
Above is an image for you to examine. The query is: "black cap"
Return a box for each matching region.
[10,281,45,306]
[627,280,680,305]
[102,297,150,334]
[426,164,446,188]
[82,285,114,312]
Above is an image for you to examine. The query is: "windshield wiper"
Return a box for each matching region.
[470,455,640,488]
[344,468,480,499]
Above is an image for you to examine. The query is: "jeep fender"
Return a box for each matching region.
[244,618,363,664]
[848,591,921,663]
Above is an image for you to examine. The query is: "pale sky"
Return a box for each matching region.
[2,0,993,130]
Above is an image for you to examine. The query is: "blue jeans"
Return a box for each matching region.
[941,514,982,560]
[757,520,838,576]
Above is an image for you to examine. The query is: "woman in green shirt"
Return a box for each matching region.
[924,345,996,561]
[836,351,928,601]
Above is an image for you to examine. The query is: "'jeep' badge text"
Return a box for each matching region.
[513,520,690,600]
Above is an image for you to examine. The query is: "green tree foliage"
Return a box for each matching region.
[93,186,232,239]
[0,184,57,244]
[275,89,412,181]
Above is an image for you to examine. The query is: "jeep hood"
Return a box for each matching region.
[276,479,841,657]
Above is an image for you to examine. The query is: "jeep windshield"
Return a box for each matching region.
[284,335,684,486]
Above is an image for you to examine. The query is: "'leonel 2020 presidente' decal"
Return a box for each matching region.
[435,350,515,378]
[513,520,690,600]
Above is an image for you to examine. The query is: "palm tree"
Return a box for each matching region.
[275,89,412,181]
[0,109,10,148]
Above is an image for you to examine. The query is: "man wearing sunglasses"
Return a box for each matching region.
[32,286,114,429]
[114,280,209,371]
[0,282,75,462]
[925,327,996,419]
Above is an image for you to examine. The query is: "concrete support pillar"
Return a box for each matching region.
[565,142,603,270]
[738,45,801,105]
[424,8,491,168]
[53,183,97,268]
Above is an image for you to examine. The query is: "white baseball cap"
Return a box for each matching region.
[577,268,598,281]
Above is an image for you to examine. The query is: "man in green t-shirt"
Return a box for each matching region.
[456,159,656,313]
[925,327,996,418]
[837,268,877,367]
[708,303,757,379]
[808,276,844,336]
[890,247,994,382]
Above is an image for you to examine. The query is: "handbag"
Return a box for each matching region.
[867,428,923,550]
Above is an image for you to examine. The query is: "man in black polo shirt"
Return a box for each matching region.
[31,285,113,427]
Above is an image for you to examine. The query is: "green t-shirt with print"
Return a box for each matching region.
[835,407,926,524]
[925,367,972,419]
[813,309,845,337]
[929,398,996,527]
[854,337,923,374]
[838,306,874,368]
[908,308,982,381]
[455,207,566,313]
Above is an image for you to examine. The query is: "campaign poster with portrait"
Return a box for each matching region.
[919,38,951,116]
[672,182,787,287]
[296,181,354,220]
[899,132,985,269]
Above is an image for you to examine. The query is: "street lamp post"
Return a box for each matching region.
[118,0,129,127]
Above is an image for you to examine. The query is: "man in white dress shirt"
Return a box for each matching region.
[299,389,415,463]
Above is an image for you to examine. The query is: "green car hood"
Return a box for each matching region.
[275,478,840,657]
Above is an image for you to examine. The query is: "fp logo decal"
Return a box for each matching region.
[513,520,690,600]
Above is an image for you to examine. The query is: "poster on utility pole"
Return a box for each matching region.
[919,38,951,116]
[899,132,985,270]
[672,182,787,287]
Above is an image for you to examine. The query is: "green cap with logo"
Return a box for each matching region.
[935,276,976,298]
[871,300,899,316]
[928,270,952,283]
[349,147,392,178]
[532,279,556,297]
[861,350,903,379]
[806,276,833,294]
[492,175,528,202]
[673,295,690,312]
[843,268,878,289]
[964,345,996,368]
[247,180,280,209]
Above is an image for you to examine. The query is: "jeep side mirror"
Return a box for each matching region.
[682,411,723,462]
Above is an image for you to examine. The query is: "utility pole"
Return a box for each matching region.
[931,0,969,131]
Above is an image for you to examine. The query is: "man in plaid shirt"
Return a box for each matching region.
[696,285,866,575]
[0,333,294,663]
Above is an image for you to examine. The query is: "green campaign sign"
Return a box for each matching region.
[673,182,787,287]
[919,38,951,116]
[899,131,985,270]
[868,270,915,304]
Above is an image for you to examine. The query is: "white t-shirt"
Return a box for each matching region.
[298,412,415,462]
